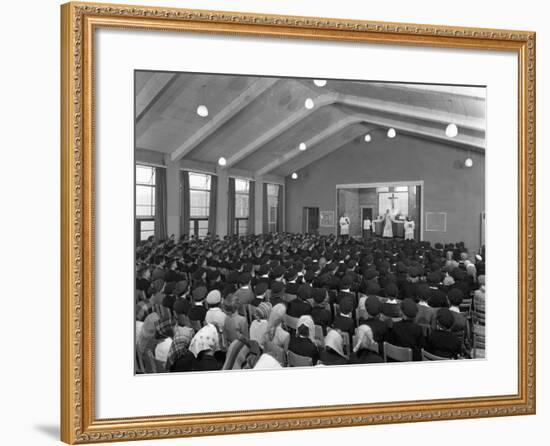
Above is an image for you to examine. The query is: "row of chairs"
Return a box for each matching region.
[285,341,450,367]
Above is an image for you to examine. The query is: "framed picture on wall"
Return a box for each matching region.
[320,210,335,227]
[61,2,536,444]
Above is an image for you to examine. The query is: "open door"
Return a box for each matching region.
[302,207,320,234]
[361,207,373,238]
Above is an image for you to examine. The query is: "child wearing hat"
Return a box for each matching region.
[188,286,208,325]
[249,302,272,345]
[360,296,389,344]
[332,296,355,342]
[310,288,332,335]
[287,284,313,318]
[414,283,437,330]
[387,298,425,361]
[223,295,249,344]
[204,290,226,331]
[381,283,402,322]
[426,308,462,358]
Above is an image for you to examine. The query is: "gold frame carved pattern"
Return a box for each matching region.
[60,2,536,444]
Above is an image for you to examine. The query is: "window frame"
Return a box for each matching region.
[135,164,156,218]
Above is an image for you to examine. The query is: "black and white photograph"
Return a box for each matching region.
[134,71,486,374]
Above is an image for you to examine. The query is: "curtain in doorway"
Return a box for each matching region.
[180,170,190,238]
[208,174,218,236]
[227,177,235,236]
[276,184,283,232]
[154,167,167,241]
[262,183,269,233]
[248,180,256,235]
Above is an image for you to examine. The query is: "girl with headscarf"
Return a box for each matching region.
[166,327,195,372]
[249,302,272,344]
[288,315,319,365]
[319,329,349,366]
[137,312,161,355]
[261,303,290,365]
[350,324,384,364]
[189,323,224,371]
[253,353,283,369]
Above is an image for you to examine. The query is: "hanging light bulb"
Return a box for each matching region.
[298,142,307,151]
[291,172,298,180]
[364,134,372,143]
[304,98,315,110]
[218,157,227,167]
[446,123,459,138]
[464,158,473,168]
[313,79,327,87]
[387,128,396,138]
[196,105,208,117]
[197,84,209,117]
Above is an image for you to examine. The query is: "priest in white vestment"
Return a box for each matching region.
[382,209,395,238]
[339,214,350,239]
[404,217,415,240]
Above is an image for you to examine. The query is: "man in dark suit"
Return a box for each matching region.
[310,288,332,335]
[414,283,437,329]
[387,298,425,361]
[288,324,319,365]
[287,284,313,318]
[332,296,355,341]
[427,272,448,308]
[426,308,462,358]
[361,296,389,344]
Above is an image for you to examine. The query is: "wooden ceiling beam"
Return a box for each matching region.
[170,78,279,162]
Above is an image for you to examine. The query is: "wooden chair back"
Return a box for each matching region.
[421,348,450,361]
[287,350,313,367]
[383,342,413,362]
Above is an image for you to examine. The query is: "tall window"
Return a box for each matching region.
[234,178,249,236]
[189,172,211,238]
[267,184,280,232]
[136,164,156,241]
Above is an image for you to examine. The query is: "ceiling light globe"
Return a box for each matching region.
[291,172,298,180]
[313,79,327,87]
[299,142,307,151]
[464,158,473,168]
[218,157,227,167]
[196,105,209,117]
[305,98,315,109]
[446,123,459,138]
[387,128,396,138]
[364,134,372,142]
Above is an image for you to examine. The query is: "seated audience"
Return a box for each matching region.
[166,327,195,372]
[426,308,462,359]
[223,296,249,343]
[310,288,332,334]
[351,324,384,364]
[319,329,349,366]
[189,324,224,371]
[249,302,272,344]
[387,298,425,361]
[135,232,484,373]
[288,316,319,365]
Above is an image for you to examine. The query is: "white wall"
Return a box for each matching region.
[0,1,547,445]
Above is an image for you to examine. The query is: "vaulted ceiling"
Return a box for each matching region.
[135,71,486,178]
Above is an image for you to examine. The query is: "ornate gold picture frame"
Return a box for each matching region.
[60,2,536,444]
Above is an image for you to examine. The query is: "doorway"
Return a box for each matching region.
[302,207,320,234]
[361,207,373,238]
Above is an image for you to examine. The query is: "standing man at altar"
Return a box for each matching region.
[339,213,351,241]
[382,209,395,238]
[404,217,415,240]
